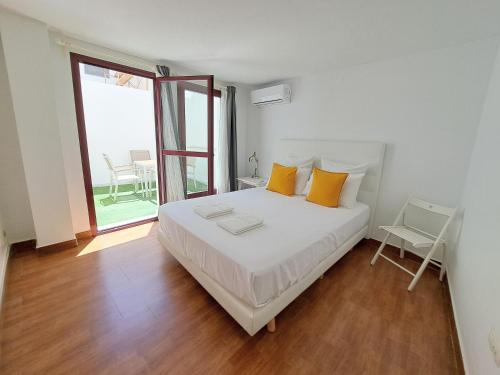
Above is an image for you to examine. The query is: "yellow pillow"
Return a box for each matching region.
[306,168,348,207]
[267,163,297,196]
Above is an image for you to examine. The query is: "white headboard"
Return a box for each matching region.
[277,139,386,238]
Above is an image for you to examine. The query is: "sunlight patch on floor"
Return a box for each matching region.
[77,222,156,257]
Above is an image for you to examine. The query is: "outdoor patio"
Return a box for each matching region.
[80,65,212,230]
[93,178,207,228]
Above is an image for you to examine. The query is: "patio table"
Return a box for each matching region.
[134,160,157,198]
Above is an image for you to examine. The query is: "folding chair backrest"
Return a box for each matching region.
[130,150,151,162]
[407,197,456,218]
[402,197,457,242]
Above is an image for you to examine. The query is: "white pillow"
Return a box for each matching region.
[303,160,367,207]
[302,174,314,195]
[285,156,314,195]
[294,167,312,195]
[338,173,365,208]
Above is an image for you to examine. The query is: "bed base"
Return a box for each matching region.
[157,225,368,336]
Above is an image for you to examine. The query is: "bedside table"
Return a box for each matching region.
[237,176,267,190]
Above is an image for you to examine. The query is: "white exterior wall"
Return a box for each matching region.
[81,80,156,186]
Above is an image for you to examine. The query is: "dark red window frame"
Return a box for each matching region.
[177,82,221,198]
[155,76,217,203]
[70,54,219,235]
[70,53,159,236]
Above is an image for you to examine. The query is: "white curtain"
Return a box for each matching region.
[215,88,230,193]
[161,81,185,202]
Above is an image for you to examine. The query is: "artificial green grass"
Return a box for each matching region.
[93,183,158,228]
[187,178,208,194]
[93,178,208,228]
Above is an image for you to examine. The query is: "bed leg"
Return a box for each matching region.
[267,318,276,333]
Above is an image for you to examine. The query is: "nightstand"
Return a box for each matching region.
[237,176,267,190]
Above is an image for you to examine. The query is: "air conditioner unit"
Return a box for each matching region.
[251,84,291,106]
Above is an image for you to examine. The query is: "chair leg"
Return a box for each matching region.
[147,171,151,198]
[439,243,447,282]
[114,182,118,201]
[141,171,145,198]
[370,232,391,265]
[408,243,440,291]
[400,238,405,259]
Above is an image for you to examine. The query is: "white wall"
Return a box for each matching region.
[0,11,74,247]
[235,86,249,180]
[447,43,500,375]
[0,37,35,243]
[50,36,91,234]
[245,39,499,246]
[81,80,156,186]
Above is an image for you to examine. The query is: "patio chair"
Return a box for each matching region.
[130,150,151,162]
[370,197,456,291]
[103,154,141,201]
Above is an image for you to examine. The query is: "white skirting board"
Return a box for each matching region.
[445,269,469,374]
[158,225,368,335]
[0,245,10,307]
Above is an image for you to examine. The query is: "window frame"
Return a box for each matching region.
[176,81,221,198]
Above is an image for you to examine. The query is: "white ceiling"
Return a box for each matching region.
[1,0,500,85]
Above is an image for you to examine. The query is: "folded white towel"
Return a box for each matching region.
[217,214,263,235]
[193,203,233,219]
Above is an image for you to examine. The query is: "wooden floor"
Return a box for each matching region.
[1,223,460,374]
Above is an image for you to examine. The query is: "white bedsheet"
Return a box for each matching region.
[158,188,369,308]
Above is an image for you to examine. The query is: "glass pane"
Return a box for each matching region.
[213,96,222,193]
[213,96,221,157]
[164,155,208,201]
[80,64,150,90]
[78,62,158,230]
[160,79,209,152]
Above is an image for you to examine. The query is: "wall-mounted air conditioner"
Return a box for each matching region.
[251,84,291,106]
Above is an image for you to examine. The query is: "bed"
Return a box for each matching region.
[157,139,385,335]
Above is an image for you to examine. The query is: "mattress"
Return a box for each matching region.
[158,187,370,308]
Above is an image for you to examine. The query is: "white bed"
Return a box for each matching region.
[159,187,370,307]
[157,139,385,335]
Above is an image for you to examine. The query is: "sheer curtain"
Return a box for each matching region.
[215,87,230,193]
[157,66,186,201]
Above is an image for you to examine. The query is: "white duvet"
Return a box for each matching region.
[158,187,369,308]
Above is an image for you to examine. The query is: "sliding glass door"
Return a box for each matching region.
[155,76,215,203]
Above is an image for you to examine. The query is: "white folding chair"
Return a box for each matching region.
[370,197,456,291]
